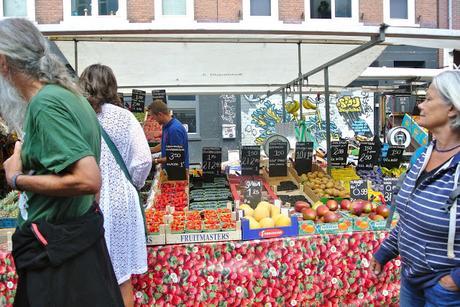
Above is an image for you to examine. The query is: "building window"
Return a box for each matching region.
[242,0,279,22]
[168,95,200,137]
[383,0,416,26]
[390,0,407,19]
[0,0,34,18]
[250,0,271,16]
[310,0,353,19]
[71,0,118,16]
[162,0,186,15]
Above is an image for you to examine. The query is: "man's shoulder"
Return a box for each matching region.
[31,84,81,111]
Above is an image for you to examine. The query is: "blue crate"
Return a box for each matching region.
[241,216,298,240]
[0,218,17,229]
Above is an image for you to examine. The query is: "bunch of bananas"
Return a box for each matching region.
[285,100,300,114]
[302,98,317,110]
[380,166,407,177]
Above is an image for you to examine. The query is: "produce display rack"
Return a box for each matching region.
[241,216,298,240]
[164,220,242,244]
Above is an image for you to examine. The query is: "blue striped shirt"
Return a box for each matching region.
[374,143,460,289]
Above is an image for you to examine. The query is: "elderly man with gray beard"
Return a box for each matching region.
[0,19,123,307]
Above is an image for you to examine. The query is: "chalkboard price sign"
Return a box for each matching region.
[152,89,167,104]
[243,179,262,208]
[165,145,186,180]
[294,142,313,175]
[350,179,369,201]
[202,147,222,175]
[241,146,261,176]
[269,141,287,177]
[383,177,399,204]
[131,89,146,113]
[357,142,379,170]
[330,141,349,167]
[382,146,405,169]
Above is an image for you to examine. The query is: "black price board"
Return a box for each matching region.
[295,142,313,175]
[131,89,146,113]
[357,142,379,171]
[202,147,222,175]
[350,179,369,201]
[383,177,399,204]
[165,145,186,180]
[269,141,287,177]
[152,89,167,104]
[242,179,262,208]
[330,141,349,167]
[241,146,260,176]
[382,146,405,169]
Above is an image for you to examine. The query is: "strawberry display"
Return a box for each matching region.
[145,210,165,233]
[154,182,188,211]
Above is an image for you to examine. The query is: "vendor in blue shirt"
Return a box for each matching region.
[148,99,189,168]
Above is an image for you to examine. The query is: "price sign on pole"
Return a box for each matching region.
[330,141,348,168]
[165,145,186,180]
[382,146,405,169]
[357,142,379,171]
[269,141,287,177]
[383,177,399,204]
[241,146,261,176]
[294,142,313,175]
[243,179,262,208]
[151,89,167,104]
[350,179,369,201]
[131,89,146,113]
[202,147,222,176]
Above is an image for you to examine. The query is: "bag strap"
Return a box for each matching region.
[100,126,148,236]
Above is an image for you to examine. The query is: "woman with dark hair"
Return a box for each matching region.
[80,64,152,307]
[371,70,460,306]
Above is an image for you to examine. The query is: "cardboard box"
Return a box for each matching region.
[342,211,399,232]
[146,225,166,246]
[241,216,298,240]
[298,213,353,235]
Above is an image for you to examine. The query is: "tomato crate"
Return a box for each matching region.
[240,216,298,241]
[298,213,353,236]
[341,211,399,232]
[146,225,166,246]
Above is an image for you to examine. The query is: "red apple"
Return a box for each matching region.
[340,199,352,210]
[326,199,339,211]
[363,201,372,214]
[368,212,377,220]
[301,208,317,221]
[350,200,364,216]
[376,205,390,218]
[371,202,378,213]
[373,214,385,221]
[323,211,340,223]
[295,201,310,213]
[316,205,330,217]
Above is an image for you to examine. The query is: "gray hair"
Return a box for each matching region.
[0,18,80,94]
[432,70,460,130]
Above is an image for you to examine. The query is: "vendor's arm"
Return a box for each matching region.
[151,143,161,154]
[4,142,101,196]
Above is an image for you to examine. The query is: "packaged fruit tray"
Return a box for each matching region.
[342,210,399,231]
[189,201,230,211]
[298,215,353,235]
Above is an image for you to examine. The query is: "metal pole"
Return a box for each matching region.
[282,88,286,123]
[324,67,331,175]
[73,39,78,75]
[298,42,303,119]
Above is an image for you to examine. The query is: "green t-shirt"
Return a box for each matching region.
[17,84,101,228]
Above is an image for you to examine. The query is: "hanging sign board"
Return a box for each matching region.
[357,142,379,171]
[330,141,349,168]
[269,141,288,177]
[202,147,222,176]
[241,146,260,176]
[131,89,146,113]
[350,179,369,201]
[165,145,186,180]
[152,89,167,104]
[294,142,313,175]
[382,146,405,169]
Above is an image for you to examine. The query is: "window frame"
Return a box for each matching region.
[242,0,280,24]
[304,0,360,25]
[62,0,127,24]
[167,95,200,140]
[154,0,195,24]
[0,0,35,19]
[383,0,417,27]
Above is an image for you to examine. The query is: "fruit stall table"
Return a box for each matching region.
[0,231,400,306]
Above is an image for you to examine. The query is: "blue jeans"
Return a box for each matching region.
[400,277,460,307]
